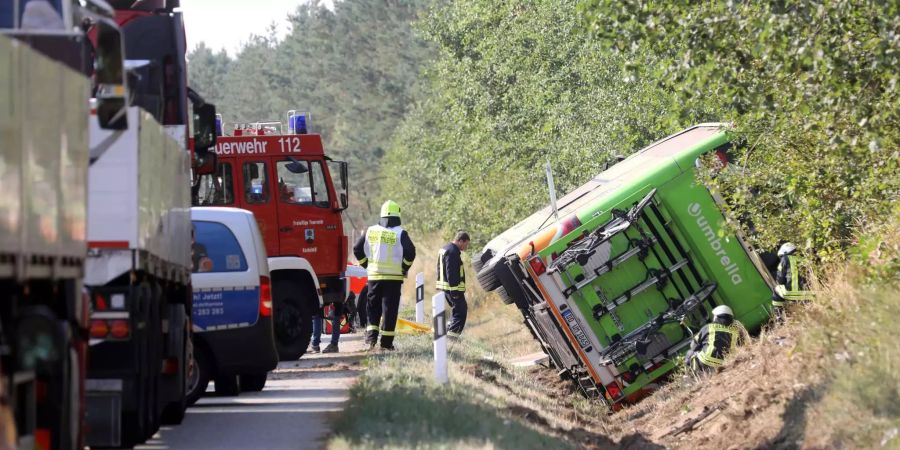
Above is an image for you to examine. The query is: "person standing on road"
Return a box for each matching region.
[436,231,471,336]
[684,305,743,375]
[310,300,342,353]
[353,200,416,351]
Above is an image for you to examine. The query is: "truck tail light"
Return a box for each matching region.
[529,257,547,276]
[35,427,51,450]
[161,357,179,375]
[605,381,623,400]
[94,293,108,311]
[109,320,130,339]
[259,276,273,317]
[89,320,110,339]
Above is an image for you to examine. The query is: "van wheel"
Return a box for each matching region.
[273,279,314,360]
[476,264,502,291]
[239,372,268,392]
[214,374,240,396]
[185,346,211,406]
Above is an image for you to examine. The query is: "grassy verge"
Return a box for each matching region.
[330,221,900,449]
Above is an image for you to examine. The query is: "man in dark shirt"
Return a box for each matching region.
[436,231,471,336]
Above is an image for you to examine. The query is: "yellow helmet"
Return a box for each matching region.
[380,200,401,218]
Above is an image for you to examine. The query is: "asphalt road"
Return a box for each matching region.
[137,334,367,450]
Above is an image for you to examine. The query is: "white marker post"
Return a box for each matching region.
[432,291,448,384]
[415,272,425,323]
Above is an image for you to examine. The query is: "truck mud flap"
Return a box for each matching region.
[85,379,123,447]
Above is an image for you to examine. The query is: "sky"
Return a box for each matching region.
[180,0,334,56]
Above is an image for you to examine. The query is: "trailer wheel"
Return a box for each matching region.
[476,264,502,291]
[161,330,188,425]
[239,372,268,392]
[185,345,211,406]
[214,374,240,396]
[272,278,314,361]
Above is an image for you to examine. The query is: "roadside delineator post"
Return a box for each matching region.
[415,272,425,323]
[432,291,448,384]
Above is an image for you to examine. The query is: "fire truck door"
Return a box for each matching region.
[274,159,339,275]
[236,160,280,256]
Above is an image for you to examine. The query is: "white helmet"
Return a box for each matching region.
[777,242,797,257]
[712,305,734,318]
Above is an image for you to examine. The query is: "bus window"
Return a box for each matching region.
[276,160,313,205]
[310,161,331,208]
[243,162,270,204]
[194,162,234,206]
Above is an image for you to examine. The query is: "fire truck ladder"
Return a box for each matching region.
[599,282,717,366]
[592,258,689,320]
[548,189,658,274]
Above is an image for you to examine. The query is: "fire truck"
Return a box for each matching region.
[191,113,349,360]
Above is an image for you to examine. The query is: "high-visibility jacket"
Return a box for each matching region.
[693,322,740,368]
[353,222,415,281]
[436,242,465,292]
[774,254,814,306]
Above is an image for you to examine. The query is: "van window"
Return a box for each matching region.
[192,221,248,273]
[243,162,269,204]
[194,162,234,205]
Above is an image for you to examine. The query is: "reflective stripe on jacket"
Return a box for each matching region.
[696,323,739,368]
[436,242,465,292]
[775,254,815,303]
[364,225,405,281]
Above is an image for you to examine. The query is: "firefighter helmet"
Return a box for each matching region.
[380,200,401,218]
[712,305,734,318]
[777,242,797,257]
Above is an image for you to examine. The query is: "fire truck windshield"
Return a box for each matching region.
[276,160,331,208]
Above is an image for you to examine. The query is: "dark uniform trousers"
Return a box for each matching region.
[366,280,402,347]
[445,291,467,334]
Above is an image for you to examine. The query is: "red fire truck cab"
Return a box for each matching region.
[191,112,349,360]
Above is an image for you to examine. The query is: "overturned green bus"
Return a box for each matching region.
[474,124,775,407]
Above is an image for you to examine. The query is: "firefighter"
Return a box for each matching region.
[436,231,471,336]
[353,200,416,350]
[684,305,742,374]
[772,242,814,319]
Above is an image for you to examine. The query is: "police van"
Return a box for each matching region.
[187,207,279,404]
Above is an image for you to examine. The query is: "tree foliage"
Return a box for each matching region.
[384,0,686,241]
[578,0,900,259]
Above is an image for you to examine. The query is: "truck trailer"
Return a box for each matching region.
[0,1,128,448]
[83,1,217,446]
[475,124,775,408]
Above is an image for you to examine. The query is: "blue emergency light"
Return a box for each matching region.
[215,114,223,136]
[288,111,308,135]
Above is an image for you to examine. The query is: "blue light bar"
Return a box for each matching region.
[215,114,223,136]
[288,112,308,135]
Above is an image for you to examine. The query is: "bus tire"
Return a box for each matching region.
[476,264,502,291]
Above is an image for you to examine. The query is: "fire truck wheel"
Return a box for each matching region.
[476,264,502,291]
[272,279,314,361]
[239,372,268,392]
